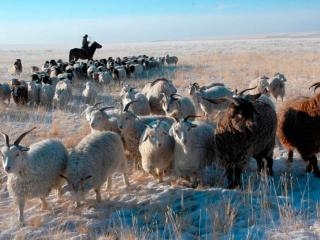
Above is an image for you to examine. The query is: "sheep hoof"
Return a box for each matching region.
[227,182,240,189]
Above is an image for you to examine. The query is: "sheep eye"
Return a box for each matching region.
[15,153,20,157]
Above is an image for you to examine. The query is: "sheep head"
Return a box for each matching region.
[0,127,36,174]
[204,96,258,132]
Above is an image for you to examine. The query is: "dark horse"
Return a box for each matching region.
[69,41,102,62]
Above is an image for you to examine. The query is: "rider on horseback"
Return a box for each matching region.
[82,34,90,55]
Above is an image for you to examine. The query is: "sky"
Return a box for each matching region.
[0,0,319,45]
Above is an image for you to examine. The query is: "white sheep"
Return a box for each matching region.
[39,83,54,109]
[27,81,41,106]
[0,83,11,105]
[165,54,178,66]
[62,131,129,207]
[98,71,113,85]
[118,101,175,169]
[169,118,216,187]
[120,86,151,116]
[142,78,177,115]
[88,107,121,134]
[248,75,270,95]
[82,81,97,105]
[0,128,68,224]
[188,82,233,118]
[160,93,196,120]
[139,120,174,182]
[53,80,72,109]
[269,72,287,102]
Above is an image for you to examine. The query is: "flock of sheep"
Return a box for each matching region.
[1,55,320,226]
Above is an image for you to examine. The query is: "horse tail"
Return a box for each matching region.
[69,50,73,63]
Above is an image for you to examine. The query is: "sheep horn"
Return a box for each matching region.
[93,101,104,107]
[13,127,36,146]
[151,78,169,86]
[202,96,240,106]
[99,106,114,112]
[0,132,10,147]
[183,115,203,122]
[309,82,320,92]
[123,100,139,112]
[238,86,257,96]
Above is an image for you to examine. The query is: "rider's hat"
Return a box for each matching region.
[83,34,88,38]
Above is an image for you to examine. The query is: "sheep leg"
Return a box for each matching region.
[308,155,320,177]
[266,157,274,176]
[106,176,112,198]
[40,197,48,210]
[255,157,263,173]
[17,199,25,225]
[287,150,293,162]
[122,173,130,188]
[94,188,101,202]
[226,167,241,189]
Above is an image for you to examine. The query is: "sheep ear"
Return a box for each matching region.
[18,146,30,152]
[80,175,92,183]
[60,174,70,183]
[0,132,10,147]
[187,123,197,131]
[141,132,149,142]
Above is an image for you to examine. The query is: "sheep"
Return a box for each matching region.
[248,75,270,95]
[165,54,178,66]
[30,66,40,74]
[82,81,97,105]
[88,107,121,134]
[12,85,28,105]
[139,120,174,182]
[27,81,41,106]
[0,83,11,105]
[142,78,177,115]
[269,72,287,102]
[0,128,68,224]
[118,101,175,169]
[39,83,54,109]
[169,117,216,187]
[53,79,72,109]
[204,94,277,188]
[120,86,151,116]
[8,59,22,77]
[188,82,233,118]
[276,82,320,177]
[160,93,196,120]
[61,131,129,207]
[98,71,113,85]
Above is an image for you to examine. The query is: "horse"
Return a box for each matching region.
[69,41,102,62]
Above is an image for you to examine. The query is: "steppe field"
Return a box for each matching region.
[1,37,320,239]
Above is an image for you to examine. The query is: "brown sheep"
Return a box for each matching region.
[204,94,277,188]
[277,82,320,177]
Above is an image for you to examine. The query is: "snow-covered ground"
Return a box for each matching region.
[0,37,320,239]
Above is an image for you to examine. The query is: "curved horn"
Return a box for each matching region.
[170,93,182,100]
[93,101,104,107]
[238,86,257,96]
[309,82,320,92]
[202,96,241,106]
[0,132,10,147]
[183,115,203,122]
[123,100,139,112]
[99,106,114,112]
[151,78,169,87]
[13,127,36,146]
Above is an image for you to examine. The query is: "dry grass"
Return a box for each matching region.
[0,38,320,239]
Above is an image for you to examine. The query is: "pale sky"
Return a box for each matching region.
[0,0,319,45]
